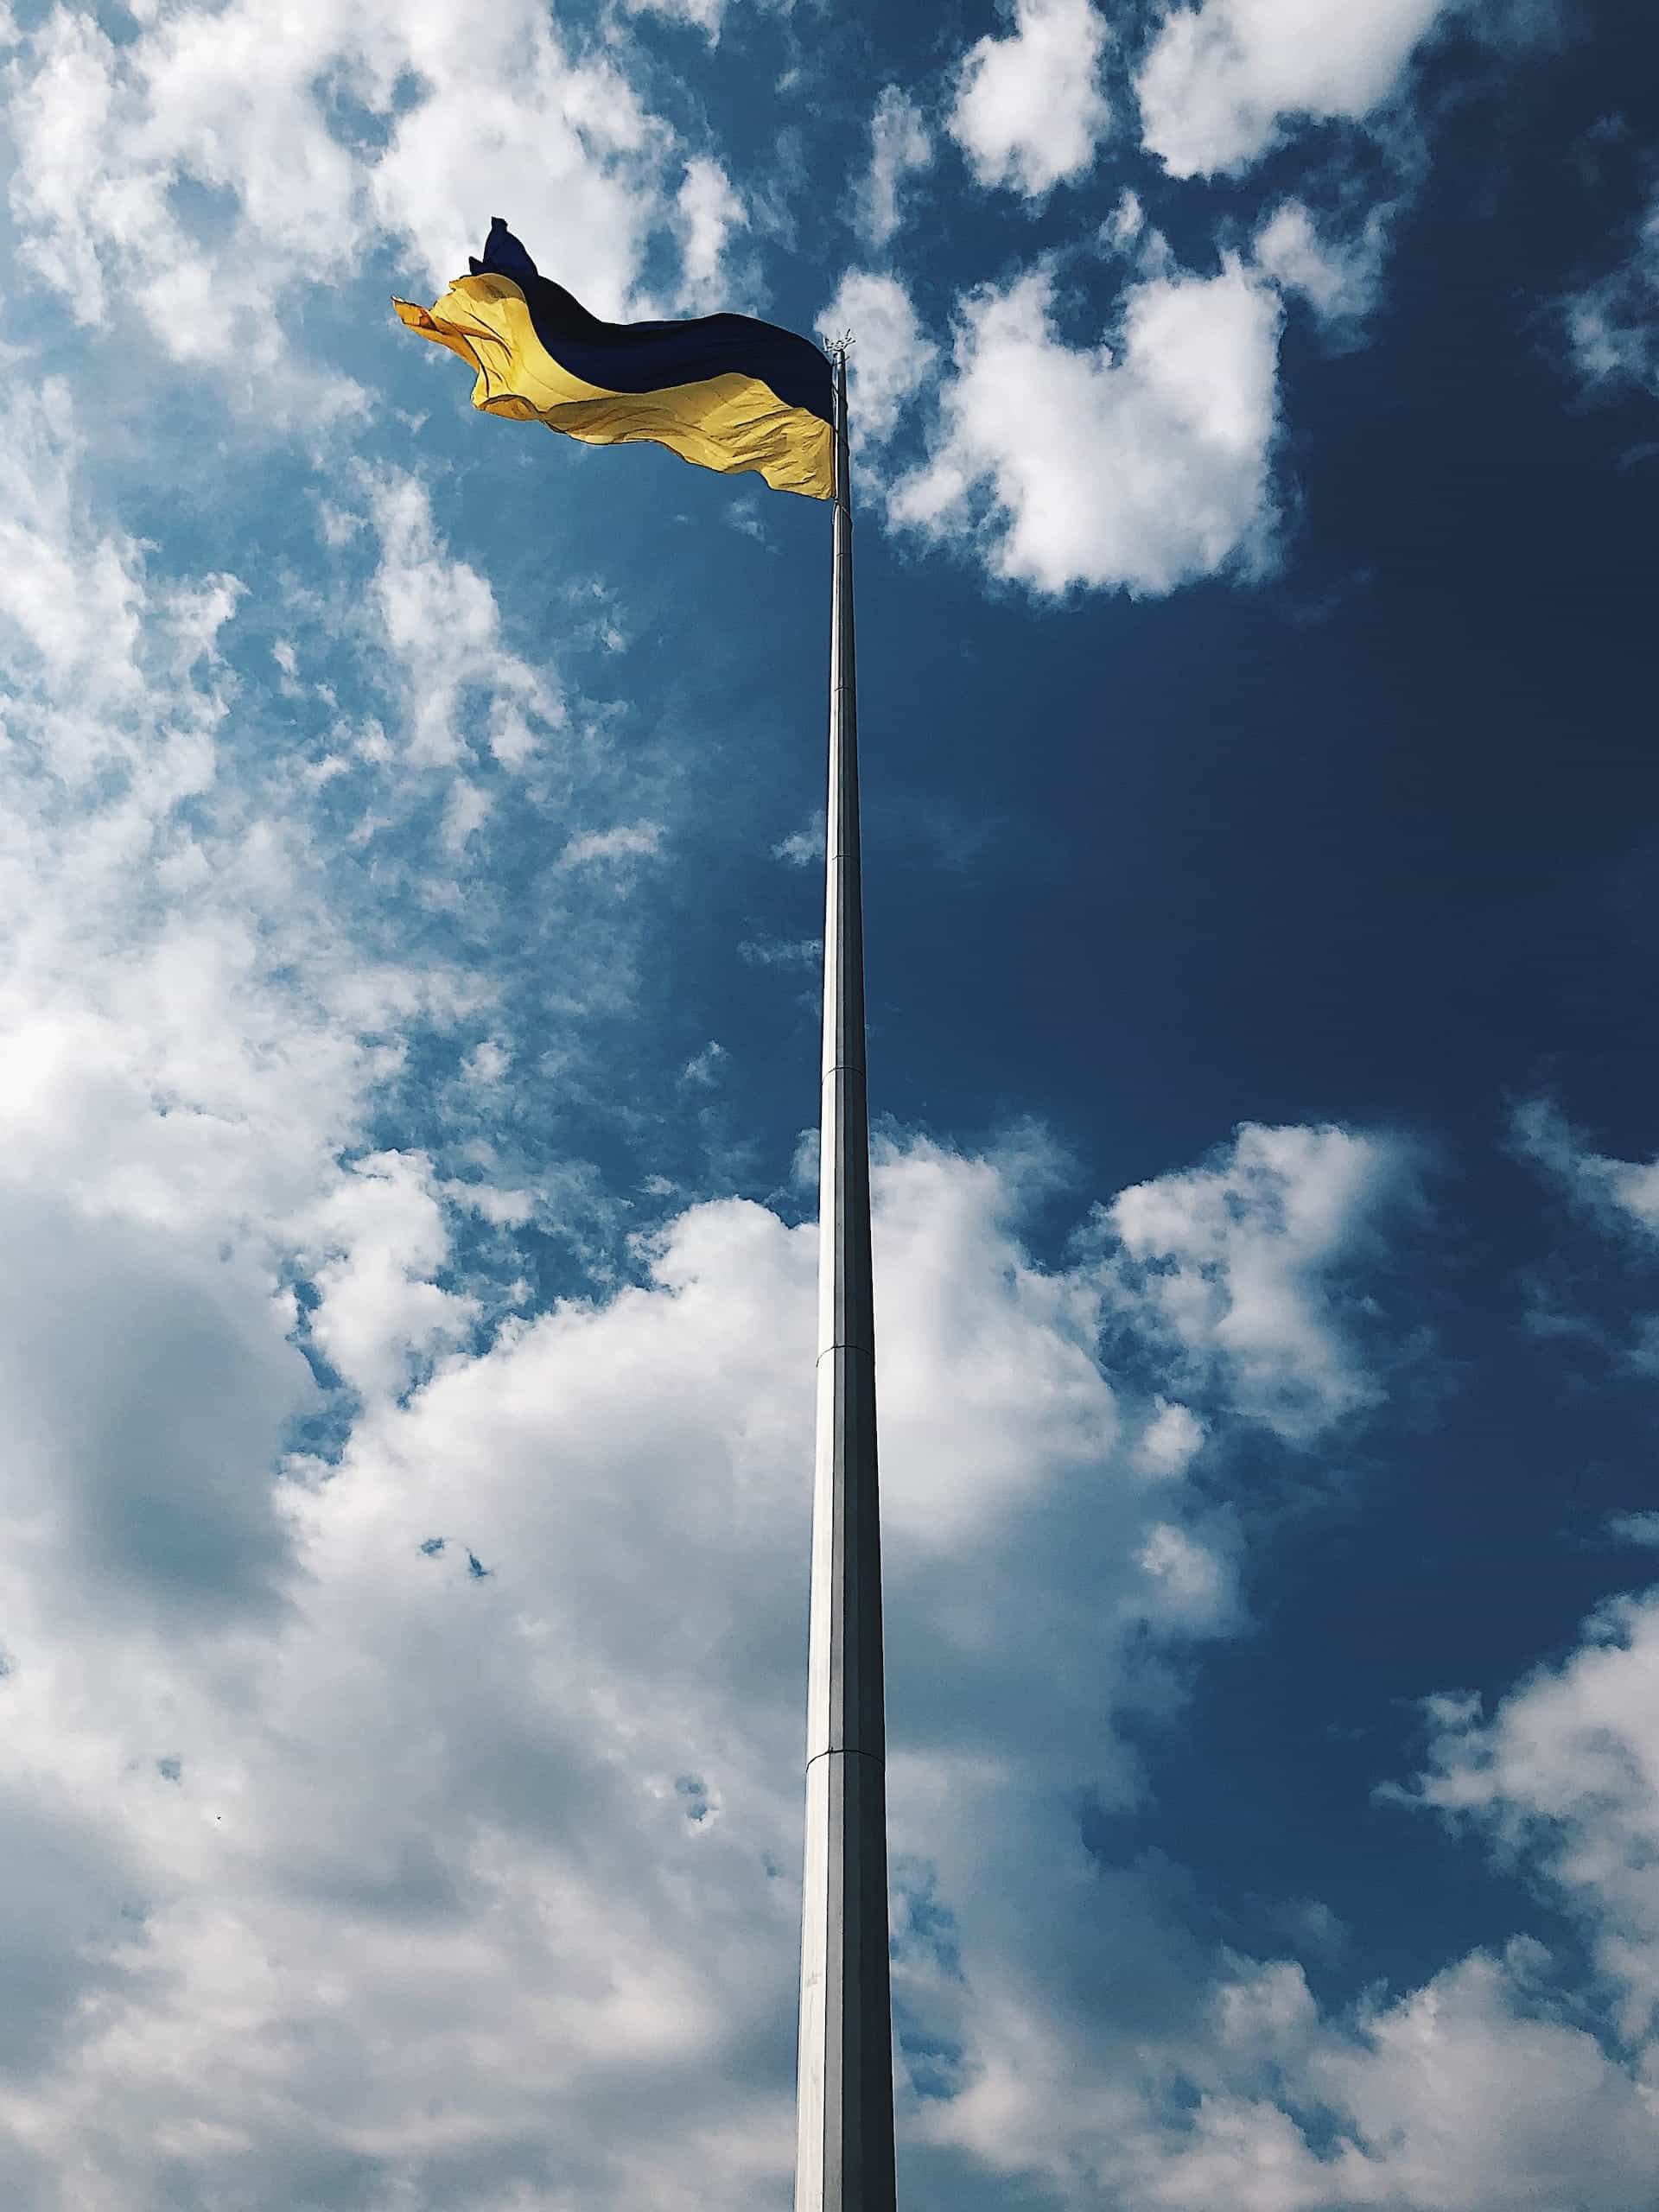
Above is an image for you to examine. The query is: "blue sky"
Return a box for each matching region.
[2,0,1659,2204]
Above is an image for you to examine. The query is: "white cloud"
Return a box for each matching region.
[1096,1122,1418,1440]
[1136,1397,1207,1476]
[1315,1949,1659,2212]
[1156,1946,1659,2212]
[1106,188,1147,249]
[772,814,825,867]
[682,1040,729,1087]
[0,430,389,1658]
[855,85,932,249]
[302,1150,478,1403]
[0,348,802,2197]
[949,0,1111,199]
[366,469,567,772]
[920,1796,1659,2212]
[0,366,665,1630]
[559,821,666,870]
[440,775,493,855]
[912,1891,1659,2212]
[724,493,775,547]
[1562,188,1659,396]
[1300,1567,1659,2209]
[1136,0,1449,179]
[0,1131,1249,2205]
[461,1039,512,1086]
[1513,1098,1659,1241]
[3,0,704,423]
[370,7,671,315]
[1254,198,1391,333]
[0,380,235,792]
[1408,1589,1659,2041]
[889,256,1284,597]
[819,270,938,450]
[5,6,354,423]
[674,156,747,312]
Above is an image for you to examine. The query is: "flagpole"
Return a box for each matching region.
[794,346,897,2212]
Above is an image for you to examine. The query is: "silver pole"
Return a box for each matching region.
[794,348,897,2212]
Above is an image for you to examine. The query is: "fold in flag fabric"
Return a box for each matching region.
[393,219,834,500]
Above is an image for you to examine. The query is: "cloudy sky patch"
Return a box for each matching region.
[0,0,1656,2207]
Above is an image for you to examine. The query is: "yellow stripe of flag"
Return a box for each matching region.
[394,273,834,501]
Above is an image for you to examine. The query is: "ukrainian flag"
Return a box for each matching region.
[394,220,834,500]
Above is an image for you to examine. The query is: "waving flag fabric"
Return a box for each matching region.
[393,220,834,500]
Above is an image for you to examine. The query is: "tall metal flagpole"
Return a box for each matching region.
[794,347,897,2212]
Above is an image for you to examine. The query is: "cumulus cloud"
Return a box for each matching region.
[3,0,708,421]
[949,0,1111,199]
[1096,1122,1420,1441]
[1405,1585,1659,2044]
[918,1891,1659,2210]
[302,1150,478,1404]
[819,270,938,451]
[855,85,933,249]
[886,174,1424,598]
[1137,0,1449,179]
[1177,1946,1659,2212]
[889,256,1284,596]
[0,1129,1255,2205]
